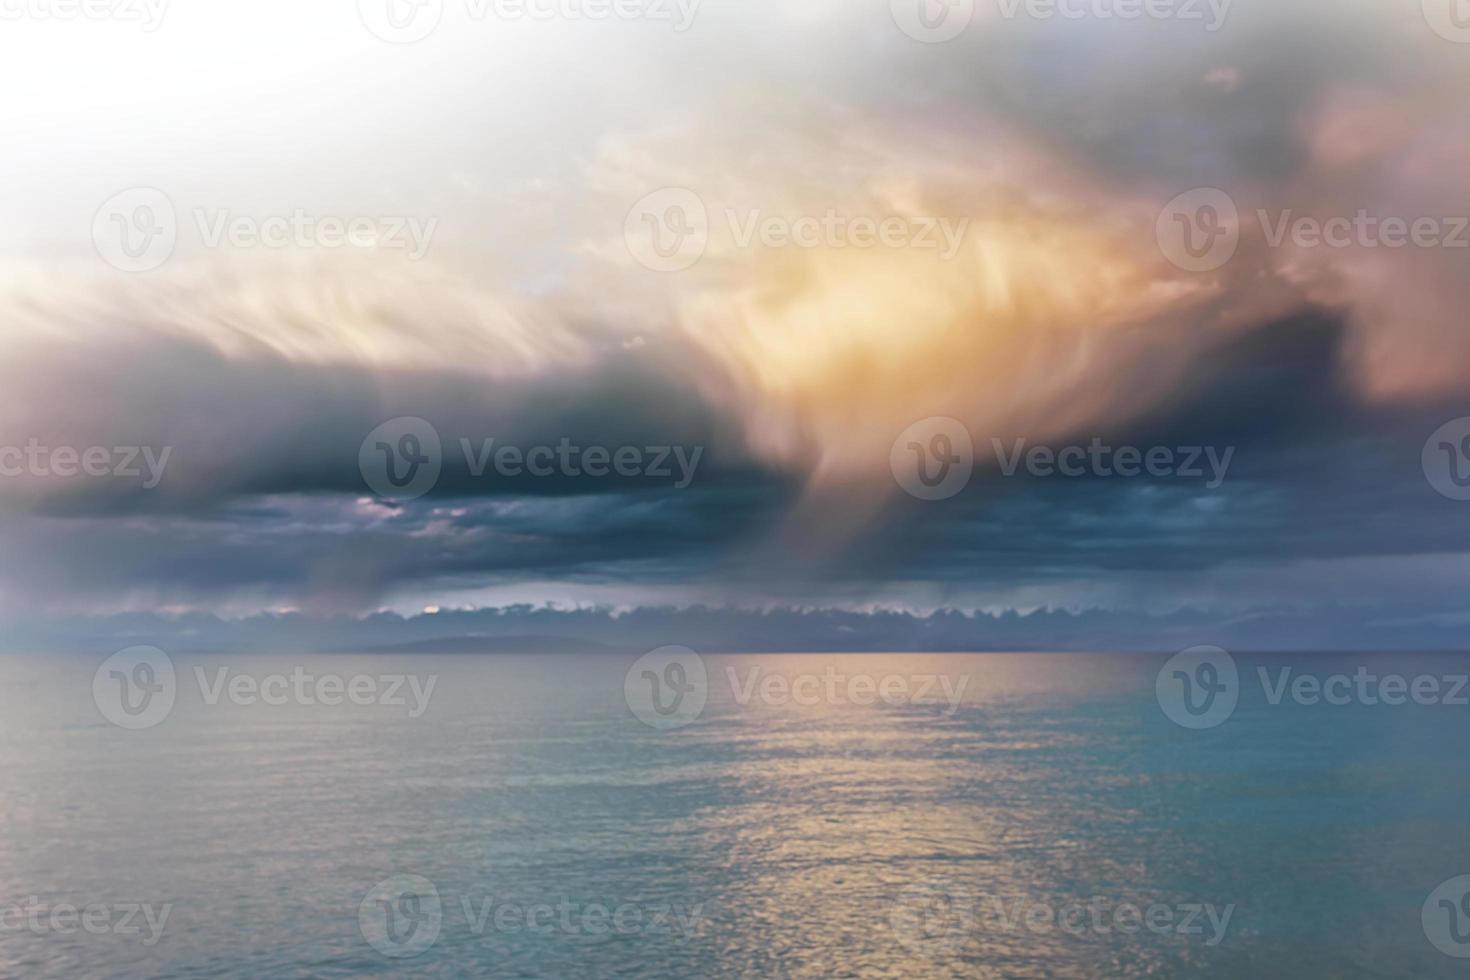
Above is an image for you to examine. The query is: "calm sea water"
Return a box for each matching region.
[2,651,1468,978]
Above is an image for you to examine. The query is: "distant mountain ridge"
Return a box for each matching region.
[11,602,1470,654]
[327,634,628,655]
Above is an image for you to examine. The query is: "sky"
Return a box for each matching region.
[3,0,1470,650]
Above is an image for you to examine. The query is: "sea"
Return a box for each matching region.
[1,650,1467,978]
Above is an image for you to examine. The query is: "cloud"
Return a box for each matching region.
[3,0,1470,632]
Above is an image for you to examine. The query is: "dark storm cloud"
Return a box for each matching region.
[0,483,796,613]
[2,300,1465,622]
[1,323,769,516]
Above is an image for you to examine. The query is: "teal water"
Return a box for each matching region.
[1,651,1467,978]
